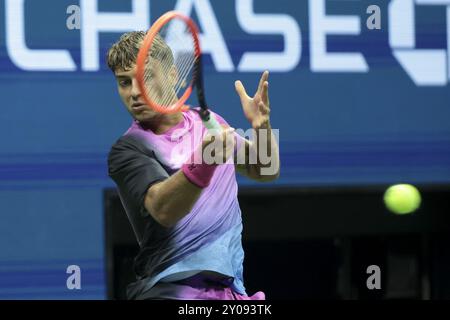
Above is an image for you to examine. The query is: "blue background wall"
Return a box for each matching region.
[0,0,449,298]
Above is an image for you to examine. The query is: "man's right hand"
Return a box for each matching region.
[200,127,236,165]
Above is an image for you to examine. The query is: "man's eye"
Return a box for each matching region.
[119,79,130,87]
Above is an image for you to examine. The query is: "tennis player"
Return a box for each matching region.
[107,31,279,300]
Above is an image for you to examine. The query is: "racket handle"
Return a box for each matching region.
[202,113,223,132]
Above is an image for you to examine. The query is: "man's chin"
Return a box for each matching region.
[133,110,159,122]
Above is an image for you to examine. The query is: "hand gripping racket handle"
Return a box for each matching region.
[198,108,223,132]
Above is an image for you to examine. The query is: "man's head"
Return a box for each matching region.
[107,31,177,124]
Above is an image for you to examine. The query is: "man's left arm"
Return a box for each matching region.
[234,71,280,182]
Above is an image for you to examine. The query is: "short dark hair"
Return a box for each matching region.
[106,31,174,73]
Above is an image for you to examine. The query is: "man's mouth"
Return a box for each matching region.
[131,102,147,112]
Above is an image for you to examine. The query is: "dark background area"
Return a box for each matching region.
[104,186,450,300]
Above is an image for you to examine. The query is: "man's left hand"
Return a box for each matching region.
[235,70,271,130]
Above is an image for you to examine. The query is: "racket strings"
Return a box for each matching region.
[143,21,196,111]
[144,48,176,107]
[173,56,195,97]
[163,25,195,96]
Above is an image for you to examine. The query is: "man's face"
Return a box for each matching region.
[114,64,160,123]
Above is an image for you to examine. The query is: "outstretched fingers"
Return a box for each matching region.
[235,80,249,103]
[257,70,269,95]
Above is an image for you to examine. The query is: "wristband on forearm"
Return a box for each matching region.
[181,160,218,188]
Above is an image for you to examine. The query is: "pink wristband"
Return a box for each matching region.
[181,162,218,188]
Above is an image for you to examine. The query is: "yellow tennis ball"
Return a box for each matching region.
[384,184,421,215]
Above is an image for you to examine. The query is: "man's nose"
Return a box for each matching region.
[131,78,141,100]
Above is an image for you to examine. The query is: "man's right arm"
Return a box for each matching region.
[144,127,236,228]
[109,128,235,229]
[144,170,202,228]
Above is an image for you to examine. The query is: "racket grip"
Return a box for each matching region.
[203,113,223,132]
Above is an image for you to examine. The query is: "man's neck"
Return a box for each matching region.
[139,112,184,135]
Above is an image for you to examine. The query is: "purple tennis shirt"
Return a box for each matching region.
[108,109,249,300]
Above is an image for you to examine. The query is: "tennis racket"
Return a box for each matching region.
[136,11,222,132]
